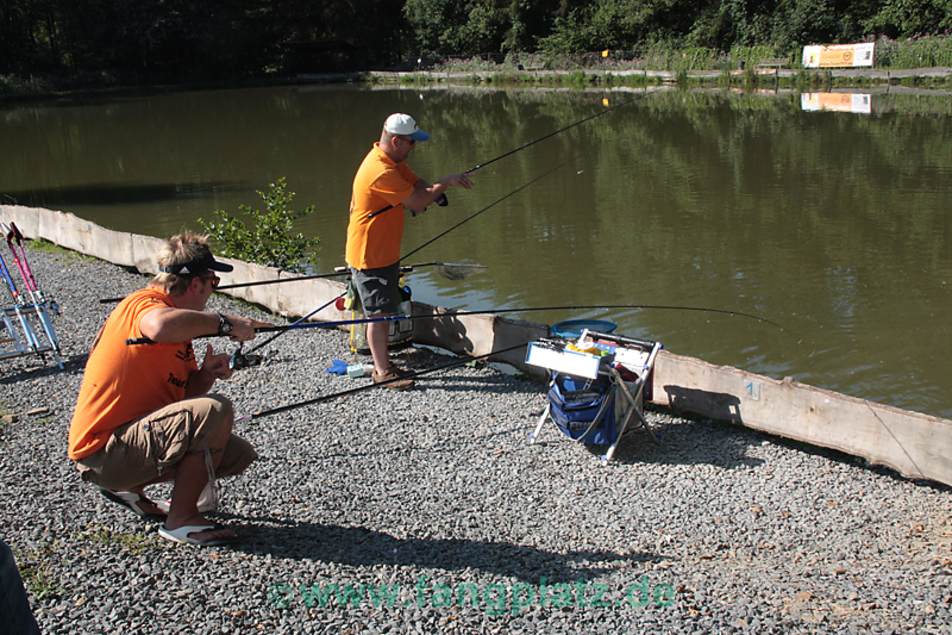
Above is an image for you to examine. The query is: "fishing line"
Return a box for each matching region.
[401,163,564,261]
[368,94,641,220]
[97,260,484,303]
[261,302,785,334]
[228,165,565,356]
[126,302,785,347]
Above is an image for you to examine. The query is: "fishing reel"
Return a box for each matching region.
[229,344,263,371]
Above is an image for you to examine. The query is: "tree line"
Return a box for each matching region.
[1,1,949,81]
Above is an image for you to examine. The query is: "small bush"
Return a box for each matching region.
[198,177,319,273]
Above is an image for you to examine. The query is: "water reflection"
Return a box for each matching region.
[1,85,950,417]
[2,180,245,206]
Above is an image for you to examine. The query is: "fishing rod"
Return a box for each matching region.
[2,222,62,354]
[126,302,784,350]
[367,95,639,220]
[235,341,528,422]
[100,97,615,301]
[401,163,563,262]
[2,223,40,294]
[228,164,564,359]
[97,260,484,304]
[0,246,42,354]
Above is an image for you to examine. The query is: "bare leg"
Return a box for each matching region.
[164,416,235,542]
[367,319,391,374]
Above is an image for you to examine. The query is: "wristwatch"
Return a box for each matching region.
[217,313,234,336]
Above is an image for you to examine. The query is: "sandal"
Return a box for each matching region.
[153,482,218,514]
[372,367,414,390]
[98,488,166,522]
[158,523,236,546]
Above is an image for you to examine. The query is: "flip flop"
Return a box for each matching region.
[153,482,218,514]
[98,488,166,522]
[158,524,237,546]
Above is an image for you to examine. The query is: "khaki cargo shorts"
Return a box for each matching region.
[76,395,256,492]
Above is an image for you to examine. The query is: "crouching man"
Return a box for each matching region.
[67,233,270,546]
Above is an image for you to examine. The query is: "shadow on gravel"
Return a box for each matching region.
[266,426,526,462]
[607,412,766,470]
[0,353,88,383]
[224,517,667,583]
[418,374,535,394]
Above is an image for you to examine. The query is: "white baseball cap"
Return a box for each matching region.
[383,113,430,142]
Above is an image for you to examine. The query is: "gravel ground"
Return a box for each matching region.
[0,244,950,634]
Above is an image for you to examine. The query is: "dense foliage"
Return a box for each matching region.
[0,0,949,80]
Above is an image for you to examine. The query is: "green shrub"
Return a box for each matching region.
[198,177,319,273]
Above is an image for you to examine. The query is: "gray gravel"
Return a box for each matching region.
[0,243,950,634]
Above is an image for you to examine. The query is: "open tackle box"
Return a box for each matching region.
[525,329,662,463]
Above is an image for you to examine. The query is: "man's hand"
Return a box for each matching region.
[201,344,233,380]
[405,174,475,213]
[222,315,272,342]
[442,172,473,190]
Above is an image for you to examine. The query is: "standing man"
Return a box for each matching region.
[68,233,269,546]
[345,113,473,389]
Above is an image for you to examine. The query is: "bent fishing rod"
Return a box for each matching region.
[121,168,566,354]
[96,162,549,304]
[367,94,640,220]
[98,260,483,303]
[223,164,566,361]
[126,302,785,362]
[235,341,528,422]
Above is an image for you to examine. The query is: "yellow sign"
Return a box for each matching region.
[802,43,874,68]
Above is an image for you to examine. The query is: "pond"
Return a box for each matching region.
[1,84,950,417]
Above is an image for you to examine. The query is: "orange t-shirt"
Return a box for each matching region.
[345,143,419,270]
[67,287,198,460]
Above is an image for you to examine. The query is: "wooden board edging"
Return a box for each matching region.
[4,204,951,486]
[652,350,952,485]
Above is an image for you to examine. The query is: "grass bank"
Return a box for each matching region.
[2,36,950,100]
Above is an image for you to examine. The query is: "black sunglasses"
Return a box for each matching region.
[197,273,220,288]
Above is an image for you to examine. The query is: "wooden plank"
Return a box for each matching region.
[651,350,952,485]
[7,203,952,486]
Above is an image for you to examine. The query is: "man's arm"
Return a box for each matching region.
[185,344,231,397]
[402,173,472,213]
[139,307,260,343]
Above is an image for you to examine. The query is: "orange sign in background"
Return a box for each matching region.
[801,93,872,114]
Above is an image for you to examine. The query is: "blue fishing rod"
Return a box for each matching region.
[3,221,62,356]
[0,246,42,354]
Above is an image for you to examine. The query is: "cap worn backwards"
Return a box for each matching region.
[160,246,233,276]
[384,113,430,142]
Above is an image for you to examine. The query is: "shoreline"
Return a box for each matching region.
[2,240,950,633]
[2,65,950,104]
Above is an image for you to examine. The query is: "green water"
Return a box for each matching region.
[2,85,950,417]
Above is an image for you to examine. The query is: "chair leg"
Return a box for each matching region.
[528,403,550,444]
